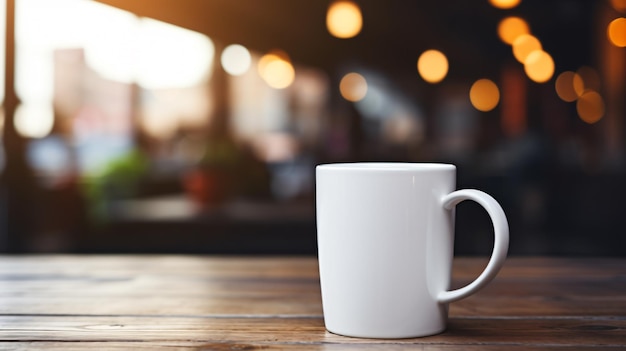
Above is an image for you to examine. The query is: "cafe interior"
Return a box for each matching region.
[0,0,624,256]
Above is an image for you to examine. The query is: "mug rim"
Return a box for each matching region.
[316,162,456,172]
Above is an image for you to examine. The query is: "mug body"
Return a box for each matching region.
[316,163,456,338]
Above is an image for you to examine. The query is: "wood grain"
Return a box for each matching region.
[0,256,624,349]
[0,343,618,350]
[0,316,624,347]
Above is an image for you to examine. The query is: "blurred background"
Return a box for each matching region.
[0,0,624,255]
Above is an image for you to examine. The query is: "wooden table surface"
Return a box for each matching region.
[0,255,624,350]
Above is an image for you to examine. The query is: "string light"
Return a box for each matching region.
[489,0,521,9]
[608,18,626,47]
[524,50,554,83]
[577,90,605,124]
[417,50,449,83]
[498,16,530,45]
[326,1,363,39]
[555,71,584,102]
[512,34,542,63]
[470,79,500,112]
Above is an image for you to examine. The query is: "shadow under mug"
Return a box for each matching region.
[316,163,509,338]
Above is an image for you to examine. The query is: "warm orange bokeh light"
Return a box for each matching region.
[417,50,449,83]
[577,66,601,92]
[524,50,554,83]
[577,90,605,124]
[555,71,584,102]
[339,72,368,102]
[258,51,295,89]
[498,16,530,45]
[489,0,521,9]
[470,79,500,112]
[608,18,626,47]
[512,34,542,63]
[258,52,282,76]
[326,1,363,39]
[610,0,626,13]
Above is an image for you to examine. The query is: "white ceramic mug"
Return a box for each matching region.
[316,163,509,338]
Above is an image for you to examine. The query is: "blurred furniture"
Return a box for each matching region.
[82,172,626,255]
[0,255,624,349]
[84,196,317,254]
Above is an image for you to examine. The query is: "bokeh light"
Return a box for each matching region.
[258,52,282,76]
[498,16,530,45]
[555,71,584,102]
[221,44,252,76]
[263,60,295,89]
[470,79,500,112]
[512,34,542,63]
[258,51,295,89]
[326,1,363,39]
[577,66,601,92]
[417,50,449,83]
[611,0,626,12]
[14,103,54,138]
[524,50,554,83]
[607,18,626,47]
[576,90,605,124]
[489,0,521,9]
[339,72,368,102]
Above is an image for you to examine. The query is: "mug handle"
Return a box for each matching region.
[437,189,509,304]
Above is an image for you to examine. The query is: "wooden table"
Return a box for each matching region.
[0,256,624,349]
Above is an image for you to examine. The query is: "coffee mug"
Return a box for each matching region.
[316,163,509,338]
